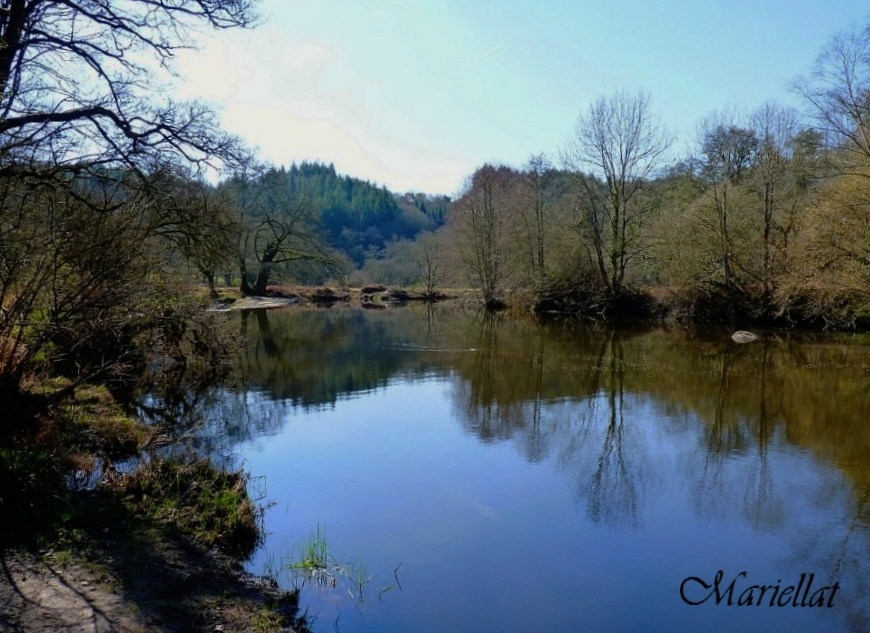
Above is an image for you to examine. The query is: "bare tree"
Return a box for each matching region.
[228,168,338,296]
[0,177,158,397]
[793,20,870,172]
[693,107,808,310]
[749,103,803,301]
[563,90,671,296]
[526,154,551,296]
[697,113,759,297]
[452,165,518,308]
[412,231,445,297]
[0,1,258,418]
[0,0,256,180]
[150,175,241,299]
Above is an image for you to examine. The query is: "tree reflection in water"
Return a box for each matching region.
[583,332,643,528]
[149,306,870,629]
[451,318,655,529]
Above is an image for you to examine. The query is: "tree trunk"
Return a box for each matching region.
[239,256,255,296]
[202,270,219,300]
[253,265,272,296]
[252,244,279,296]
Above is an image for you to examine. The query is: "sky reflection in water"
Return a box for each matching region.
[205,307,870,633]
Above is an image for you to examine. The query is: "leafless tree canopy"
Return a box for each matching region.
[0,0,257,178]
[568,90,670,192]
[793,21,870,169]
[452,164,519,307]
[563,90,671,295]
[0,2,258,398]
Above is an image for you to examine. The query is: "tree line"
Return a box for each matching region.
[5,1,870,412]
[218,17,870,330]
[0,0,456,407]
[444,20,870,327]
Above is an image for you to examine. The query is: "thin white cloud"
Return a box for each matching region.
[219,102,473,194]
[438,41,506,85]
[175,32,338,104]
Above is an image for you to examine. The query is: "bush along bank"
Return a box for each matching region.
[520,282,870,331]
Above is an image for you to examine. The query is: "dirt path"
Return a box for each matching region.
[0,553,149,633]
[1,543,303,633]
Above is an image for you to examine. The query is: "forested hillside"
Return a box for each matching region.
[208,162,449,290]
[164,20,870,330]
[266,162,446,266]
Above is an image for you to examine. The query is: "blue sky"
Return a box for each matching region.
[176,0,869,195]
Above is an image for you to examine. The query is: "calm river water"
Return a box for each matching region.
[194,305,870,633]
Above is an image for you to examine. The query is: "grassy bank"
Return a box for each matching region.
[0,376,309,632]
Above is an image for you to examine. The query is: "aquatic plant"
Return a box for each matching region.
[281,525,401,605]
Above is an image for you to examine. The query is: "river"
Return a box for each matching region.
[185,304,870,633]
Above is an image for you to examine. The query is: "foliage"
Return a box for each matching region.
[226,162,444,280]
[357,238,420,287]
[643,104,817,322]
[781,172,870,327]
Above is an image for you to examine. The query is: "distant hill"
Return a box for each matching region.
[282,162,449,267]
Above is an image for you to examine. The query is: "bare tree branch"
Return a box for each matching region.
[0,0,257,178]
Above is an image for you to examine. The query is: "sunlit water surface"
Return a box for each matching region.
[195,306,870,633]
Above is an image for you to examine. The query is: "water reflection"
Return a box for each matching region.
[228,308,870,526]
[182,306,870,631]
[237,307,448,407]
[575,333,647,529]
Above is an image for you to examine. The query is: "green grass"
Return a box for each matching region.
[122,459,264,560]
[251,608,286,633]
[291,523,330,572]
[283,525,401,605]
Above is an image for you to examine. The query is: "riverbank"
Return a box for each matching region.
[1,525,302,633]
[209,282,868,331]
[1,466,306,633]
[0,379,308,633]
